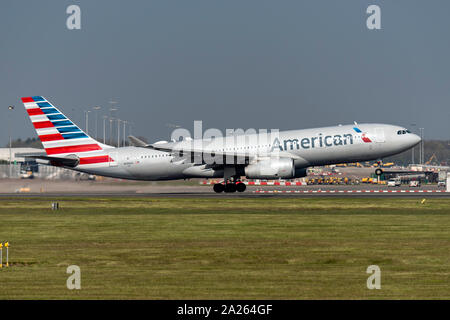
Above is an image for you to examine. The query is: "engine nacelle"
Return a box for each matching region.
[245,158,295,179]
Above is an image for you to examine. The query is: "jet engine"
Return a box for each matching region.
[293,167,307,178]
[245,158,295,179]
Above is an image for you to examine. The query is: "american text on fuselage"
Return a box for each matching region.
[271,133,353,152]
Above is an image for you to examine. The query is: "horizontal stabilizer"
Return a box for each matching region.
[17,153,80,167]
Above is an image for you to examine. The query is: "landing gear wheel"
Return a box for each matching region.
[213,183,224,193]
[236,182,246,192]
[224,183,237,193]
[375,168,383,176]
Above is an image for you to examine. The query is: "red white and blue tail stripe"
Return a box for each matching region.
[21,96,114,167]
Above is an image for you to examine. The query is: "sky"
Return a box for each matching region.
[1,0,450,146]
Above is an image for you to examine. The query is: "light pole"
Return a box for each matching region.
[122,120,127,147]
[117,119,121,147]
[422,128,425,164]
[103,115,107,144]
[93,106,101,140]
[8,106,14,178]
[85,110,91,135]
[410,123,416,165]
[109,117,113,145]
[109,105,118,146]
[419,128,424,164]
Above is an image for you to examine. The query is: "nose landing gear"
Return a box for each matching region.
[213,180,246,193]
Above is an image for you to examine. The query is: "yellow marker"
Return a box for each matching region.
[421,199,426,204]
[0,243,2,269]
[5,242,8,267]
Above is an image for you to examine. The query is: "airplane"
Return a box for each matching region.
[20,96,421,193]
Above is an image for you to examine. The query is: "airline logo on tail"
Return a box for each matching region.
[21,96,113,165]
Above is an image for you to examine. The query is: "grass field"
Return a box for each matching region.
[0,197,449,299]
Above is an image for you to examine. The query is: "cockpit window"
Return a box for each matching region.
[397,130,408,135]
[406,129,411,133]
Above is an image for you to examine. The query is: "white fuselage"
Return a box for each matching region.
[74,123,421,181]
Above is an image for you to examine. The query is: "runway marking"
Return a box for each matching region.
[253,189,446,194]
[202,181,304,186]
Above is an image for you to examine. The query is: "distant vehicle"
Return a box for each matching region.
[77,173,97,181]
[424,153,438,166]
[382,162,395,167]
[387,178,401,187]
[362,177,378,184]
[437,181,446,188]
[409,180,421,187]
[20,169,34,179]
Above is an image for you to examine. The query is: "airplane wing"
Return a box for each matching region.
[129,136,303,166]
[147,141,302,162]
[128,135,150,147]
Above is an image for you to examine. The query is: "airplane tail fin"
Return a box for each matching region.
[21,96,114,166]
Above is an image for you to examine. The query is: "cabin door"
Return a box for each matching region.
[374,128,385,143]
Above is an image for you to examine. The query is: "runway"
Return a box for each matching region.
[0,178,448,198]
[1,189,449,199]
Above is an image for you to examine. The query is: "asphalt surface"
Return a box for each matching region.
[0,178,448,198]
[0,188,449,199]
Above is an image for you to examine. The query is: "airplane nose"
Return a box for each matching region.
[410,133,421,147]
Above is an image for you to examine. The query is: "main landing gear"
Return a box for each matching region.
[213,180,246,193]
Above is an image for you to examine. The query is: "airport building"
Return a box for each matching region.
[0,147,43,163]
[0,148,85,180]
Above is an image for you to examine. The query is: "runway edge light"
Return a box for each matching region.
[5,242,9,267]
